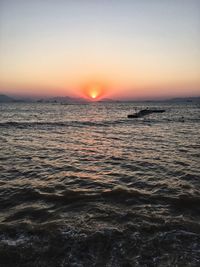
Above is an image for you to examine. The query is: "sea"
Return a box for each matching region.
[0,102,200,267]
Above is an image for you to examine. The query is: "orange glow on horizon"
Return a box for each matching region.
[81,82,106,100]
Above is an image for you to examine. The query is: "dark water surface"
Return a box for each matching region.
[0,102,200,266]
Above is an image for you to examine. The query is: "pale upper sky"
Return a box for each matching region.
[0,0,200,99]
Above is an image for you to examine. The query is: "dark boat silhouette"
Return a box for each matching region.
[127,108,165,118]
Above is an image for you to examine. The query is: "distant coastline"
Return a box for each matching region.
[0,93,199,104]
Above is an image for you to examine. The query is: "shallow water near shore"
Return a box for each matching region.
[0,102,200,266]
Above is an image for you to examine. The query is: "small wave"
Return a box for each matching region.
[0,120,121,129]
[0,121,68,128]
[101,185,149,199]
[170,194,200,208]
[0,223,200,267]
[0,234,30,246]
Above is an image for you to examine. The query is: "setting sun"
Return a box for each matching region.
[89,85,100,100]
[91,91,97,99]
[81,83,106,100]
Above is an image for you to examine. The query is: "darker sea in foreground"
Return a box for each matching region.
[0,102,200,267]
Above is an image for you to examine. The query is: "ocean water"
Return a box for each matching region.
[0,102,200,267]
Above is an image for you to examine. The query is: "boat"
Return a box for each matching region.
[127,108,165,118]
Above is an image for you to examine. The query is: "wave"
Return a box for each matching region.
[1,117,199,130]
[0,120,128,129]
[1,186,200,266]
[2,185,200,211]
[0,219,200,267]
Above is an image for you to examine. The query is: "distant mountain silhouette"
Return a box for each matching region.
[0,94,15,103]
[98,98,117,103]
[120,96,200,103]
[37,96,88,104]
[165,96,200,103]
[0,94,199,104]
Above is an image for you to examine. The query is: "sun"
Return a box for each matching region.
[91,91,98,99]
[89,85,100,99]
[82,83,105,100]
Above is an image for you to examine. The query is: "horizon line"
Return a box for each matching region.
[0,92,200,103]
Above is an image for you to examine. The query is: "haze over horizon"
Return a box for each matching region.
[0,0,200,100]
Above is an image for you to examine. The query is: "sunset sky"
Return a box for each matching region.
[0,0,200,100]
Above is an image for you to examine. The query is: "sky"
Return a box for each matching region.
[0,0,200,100]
